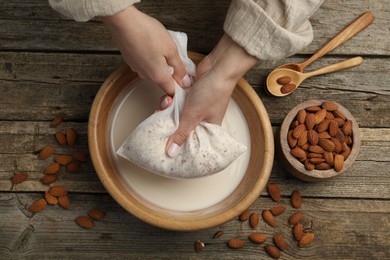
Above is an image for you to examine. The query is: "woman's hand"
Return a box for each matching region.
[101,6,191,96]
[165,34,258,157]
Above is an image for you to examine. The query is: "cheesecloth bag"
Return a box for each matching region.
[117,31,247,179]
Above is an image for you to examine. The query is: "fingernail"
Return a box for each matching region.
[167,143,180,158]
[182,74,192,88]
[160,96,170,109]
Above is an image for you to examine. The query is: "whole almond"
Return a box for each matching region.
[341,146,351,159]
[309,145,325,154]
[291,120,299,129]
[50,115,63,127]
[297,109,306,125]
[301,143,309,151]
[276,76,291,85]
[54,155,73,165]
[72,151,87,162]
[66,162,80,173]
[194,240,205,253]
[264,245,280,259]
[44,191,58,205]
[55,131,67,146]
[325,111,335,119]
[38,145,55,160]
[87,208,106,221]
[41,175,57,185]
[297,130,308,147]
[227,239,245,249]
[290,147,306,159]
[287,130,297,148]
[331,137,343,153]
[66,128,77,146]
[58,195,71,209]
[309,158,325,164]
[49,185,67,197]
[299,232,315,247]
[248,233,267,244]
[305,113,315,130]
[334,117,346,127]
[273,234,287,251]
[305,106,321,113]
[304,160,315,171]
[267,183,281,202]
[262,210,276,227]
[318,138,335,152]
[346,136,353,145]
[333,110,346,120]
[324,151,334,166]
[334,154,345,172]
[293,223,304,241]
[75,216,94,229]
[308,153,322,159]
[289,211,303,225]
[317,119,331,133]
[214,230,224,239]
[239,209,250,221]
[318,131,331,139]
[43,162,60,175]
[270,205,286,216]
[315,163,331,170]
[322,101,338,111]
[29,198,47,213]
[314,109,327,125]
[11,172,28,184]
[250,212,260,228]
[291,190,302,208]
[342,120,353,136]
[307,129,319,145]
[292,124,306,139]
[281,83,296,94]
[329,120,339,136]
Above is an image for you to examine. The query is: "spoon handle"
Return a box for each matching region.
[305,57,363,78]
[299,12,374,70]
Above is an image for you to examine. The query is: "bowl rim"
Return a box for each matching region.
[279,99,361,181]
[88,52,274,230]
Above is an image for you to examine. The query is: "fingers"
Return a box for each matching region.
[159,95,173,110]
[166,48,192,88]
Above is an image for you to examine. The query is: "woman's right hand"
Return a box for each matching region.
[101,6,191,96]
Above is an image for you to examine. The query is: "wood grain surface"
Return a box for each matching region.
[0,0,389,258]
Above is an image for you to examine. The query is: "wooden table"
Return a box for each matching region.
[1,1,389,259]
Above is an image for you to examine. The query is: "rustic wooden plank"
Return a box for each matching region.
[0,193,388,259]
[0,52,389,127]
[0,0,388,55]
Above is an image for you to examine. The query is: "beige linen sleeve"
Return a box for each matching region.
[48,0,140,22]
[224,0,324,60]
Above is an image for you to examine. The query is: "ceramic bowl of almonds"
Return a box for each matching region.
[279,99,360,181]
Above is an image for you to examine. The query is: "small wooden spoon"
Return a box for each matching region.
[278,12,374,73]
[266,56,363,97]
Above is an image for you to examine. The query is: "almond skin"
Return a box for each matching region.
[305,113,315,130]
[297,130,308,147]
[273,234,287,251]
[239,209,250,221]
[250,212,260,228]
[66,162,80,173]
[11,172,28,184]
[305,106,321,113]
[334,117,346,127]
[333,110,346,120]
[318,131,331,139]
[270,206,286,216]
[227,239,245,249]
[276,76,291,85]
[342,120,353,136]
[315,163,331,170]
[307,129,319,145]
[214,230,224,239]
[58,195,71,209]
[292,124,306,139]
[291,190,302,208]
[309,145,325,154]
[54,155,73,165]
[281,83,296,94]
[44,191,58,206]
[267,183,281,202]
[248,233,267,244]
[29,198,47,213]
[299,232,315,247]
[38,145,55,160]
[41,175,57,185]
[324,151,334,166]
[293,223,304,241]
[317,119,331,133]
[43,162,61,175]
[297,109,306,124]
[72,151,87,162]
[304,160,315,171]
[194,240,205,253]
[75,216,94,229]
[289,211,303,225]
[318,138,336,152]
[87,208,106,221]
[66,128,77,146]
[50,115,63,127]
[49,185,67,197]
[55,131,67,146]
[262,210,276,227]
[287,130,297,148]
[329,120,339,136]
[290,147,306,159]
[334,154,345,172]
[264,245,280,259]
[322,101,338,111]
[314,109,327,125]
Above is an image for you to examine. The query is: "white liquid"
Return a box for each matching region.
[109,79,251,211]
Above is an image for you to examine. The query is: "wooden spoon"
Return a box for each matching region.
[278,12,374,73]
[266,57,363,97]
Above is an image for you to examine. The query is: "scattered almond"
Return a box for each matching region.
[267,183,281,202]
[289,211,303,225]
[55,131,67,146]
[248,232,267,244]
[214,230,224,239]
[66,128,77,146]
[49,185,67,197]
[264,245,280,259]
[273,234,287,251]
[291,190,302,208]
[29,198,47,213]
[50,115,63,127]
[239,209,250,221]
[43,162,61,175]
[293,223,304,241]
[75,216,94,229]
[249,212,260,228]
[44,191,58,206]
[72,151,87,162]
[227,239,245,249]
[54,155,73,165]
[38,145,55,160]
[299,232,315,247]
[41,175,57,185]
[87,208,106,221]
[58,195,71,209]
[11,172,28,184]
[262,210,276,227]
[194,240,205,252]
[270,205,286,216]
[66,161,80,173]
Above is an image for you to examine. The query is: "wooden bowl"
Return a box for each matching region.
[279,99,360,181]
[88,52,274,231]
